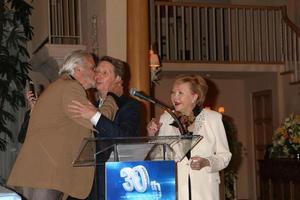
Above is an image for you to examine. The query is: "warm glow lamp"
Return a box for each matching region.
[149,48,161,84]
[218,106,225,113]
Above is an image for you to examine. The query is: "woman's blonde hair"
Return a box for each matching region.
[173,74,208,106]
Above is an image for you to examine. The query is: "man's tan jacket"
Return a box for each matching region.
[7,75,117,199]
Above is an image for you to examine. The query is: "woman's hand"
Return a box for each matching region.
[27,91,37,110]
[147,118,162,136]
[67,100,97,120]
[190,156,210,170]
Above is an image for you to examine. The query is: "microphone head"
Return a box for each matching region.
[129,88,137,96]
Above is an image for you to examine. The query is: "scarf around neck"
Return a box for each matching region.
[170,105,203,135]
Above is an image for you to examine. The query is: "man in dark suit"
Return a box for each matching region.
[68,56,141,199]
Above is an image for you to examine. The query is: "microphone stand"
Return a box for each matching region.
[152,100,188,135]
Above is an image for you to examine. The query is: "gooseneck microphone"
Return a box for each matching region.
[129,88,188,135]
[129,88,156,104]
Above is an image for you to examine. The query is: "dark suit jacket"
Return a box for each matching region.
[95,94,141,138]
[90,94,141,200]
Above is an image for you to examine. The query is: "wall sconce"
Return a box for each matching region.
[218,106,225,114]
[149,49,161,84]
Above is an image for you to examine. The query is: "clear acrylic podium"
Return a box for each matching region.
[72,135,203,166]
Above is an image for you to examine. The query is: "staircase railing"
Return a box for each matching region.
[280,7,300,83]
[151,1,300,83]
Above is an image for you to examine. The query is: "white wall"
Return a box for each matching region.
[278,74,300,120]
[30,0,49,54]
[85,0,106,55]
[106,0,127,61]
[85,0,127,60]
[212,79,249,199]
[29,0,127,61]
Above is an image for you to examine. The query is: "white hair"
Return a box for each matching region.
[58,50,92,75]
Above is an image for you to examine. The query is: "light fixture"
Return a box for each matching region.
[218,106,225,114]
[149,48,161,84]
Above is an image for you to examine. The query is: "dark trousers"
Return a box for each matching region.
[87,164,106,200]
[87,139,111,200]
[66,164,105,200]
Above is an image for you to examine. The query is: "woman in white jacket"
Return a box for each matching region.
[147,74,232,200]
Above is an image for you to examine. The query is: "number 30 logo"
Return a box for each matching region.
[120,165,150,193]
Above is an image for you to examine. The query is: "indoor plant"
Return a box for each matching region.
[222,115,243,200]
[0,0,33,151]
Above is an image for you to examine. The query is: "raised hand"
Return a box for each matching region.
[147,118,162,136]
[27,91,37,110]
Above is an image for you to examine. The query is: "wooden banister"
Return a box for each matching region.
[151,1,300,83]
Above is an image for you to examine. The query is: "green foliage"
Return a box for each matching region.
[222,115,243,200]
[224,169,237,200]
[269,114,300,159]
[0,0,33,151]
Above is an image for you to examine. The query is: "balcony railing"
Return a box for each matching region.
[48,0,81,44]
[47,1,300,83]
[151,1,300,83]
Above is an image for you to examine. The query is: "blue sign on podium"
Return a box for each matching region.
[106,160,176,200]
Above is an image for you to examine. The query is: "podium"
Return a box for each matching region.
[73,135,203,199]
[73,135,203,166]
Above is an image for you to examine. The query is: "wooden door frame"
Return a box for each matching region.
[252,89,274,200]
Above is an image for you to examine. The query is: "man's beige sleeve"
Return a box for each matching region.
[99,95,118,120]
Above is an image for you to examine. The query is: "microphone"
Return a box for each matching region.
[129,88,188,135]
[129,88,156,104]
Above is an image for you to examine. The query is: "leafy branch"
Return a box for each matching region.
[0,0,33,151]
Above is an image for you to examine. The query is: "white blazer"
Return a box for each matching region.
[157,108,232,200]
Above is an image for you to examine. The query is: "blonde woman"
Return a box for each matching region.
[147,74,231,200]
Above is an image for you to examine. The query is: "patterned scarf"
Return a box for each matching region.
[170,106,202,135]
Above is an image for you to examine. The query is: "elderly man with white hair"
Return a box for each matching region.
[7,50,119,200]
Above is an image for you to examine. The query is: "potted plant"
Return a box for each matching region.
[0,0,33,151]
